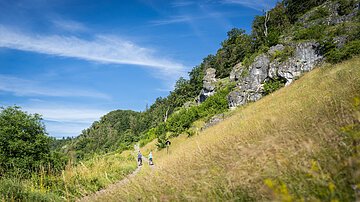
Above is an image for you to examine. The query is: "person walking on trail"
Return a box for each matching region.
[137,151,142,166]
[148,151,153,165]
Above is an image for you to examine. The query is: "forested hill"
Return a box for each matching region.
[56,0,360,160]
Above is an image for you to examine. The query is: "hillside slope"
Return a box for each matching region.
[89,57,360,201]
[59,0,359,157]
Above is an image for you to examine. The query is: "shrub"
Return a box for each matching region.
[294,25,326,40]
[156,86,233,149]
[262,77,287,95]
[0,106,51,177]
[309,6,330,21]
[284,0,327,22]
[0,178,60,202]
[326,40,360,63]
[139,129,157,147]
[337,0,356,16]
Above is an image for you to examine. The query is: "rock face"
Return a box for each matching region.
[203,114,225,129]
[272,42,323,85]
[228,41,323,108]
[197,68,217,103]
[268,44,285,55]
[229,63,244,82]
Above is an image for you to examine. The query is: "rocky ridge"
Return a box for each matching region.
[196,0,359,117]
[228,41,323,108]
[196,41,324,108]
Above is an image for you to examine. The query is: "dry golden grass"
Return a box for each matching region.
[90,58,360,201]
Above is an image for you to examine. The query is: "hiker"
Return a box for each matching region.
[148,151,153,165]
[137,151,142,166]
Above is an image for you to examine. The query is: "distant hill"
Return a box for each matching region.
[58,110,141,159]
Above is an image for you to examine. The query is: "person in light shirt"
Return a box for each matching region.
[148,151,153,165]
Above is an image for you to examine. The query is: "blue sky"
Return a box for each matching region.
[0,0,278,138]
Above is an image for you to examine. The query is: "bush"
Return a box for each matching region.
[156,86,233,149]
[0,178,60,202]
[263,77,287,95]
[326,40,360,63]
[166,107,199,135]
[294,25,326,40]
[309,7,330,21]
[139,129,157,147]
[337,0,356,16]
[0,106,51,177]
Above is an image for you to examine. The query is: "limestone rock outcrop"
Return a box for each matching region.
[229,63,245,82]
[272,42,323,85]
[228,41,323,108]
[197,68,217,103]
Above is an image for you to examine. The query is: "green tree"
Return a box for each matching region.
[0,106,51,176]
[189,65,205,98]
[168,77,193,108]
[252,3,290,48]
[215,28,252,78]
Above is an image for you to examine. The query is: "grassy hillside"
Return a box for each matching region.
[57,0,359,157]
[90,57,360,201]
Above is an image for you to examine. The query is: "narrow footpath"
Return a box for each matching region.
[77,144,145,202]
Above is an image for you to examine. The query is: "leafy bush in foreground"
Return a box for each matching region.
[0,106,51,177]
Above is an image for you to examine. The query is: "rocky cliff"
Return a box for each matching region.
[197,0,359,108]
[228,42,323,108]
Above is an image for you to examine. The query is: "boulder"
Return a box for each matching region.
[248,53,270,89]
[268,44,285,55]
[203,114,225,129]
[228,90,246,108]
[197,68,217,103]
[229,63,245,82]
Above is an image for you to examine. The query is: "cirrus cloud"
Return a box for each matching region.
[0,25,186,79]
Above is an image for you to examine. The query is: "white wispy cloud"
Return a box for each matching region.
[0,26,186,78]
[149,11,226,26]
[51,19,88,32]
[149,15,193,26]
[0,74,111,99]
[223,0,277,11]
[171,1,196,7]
